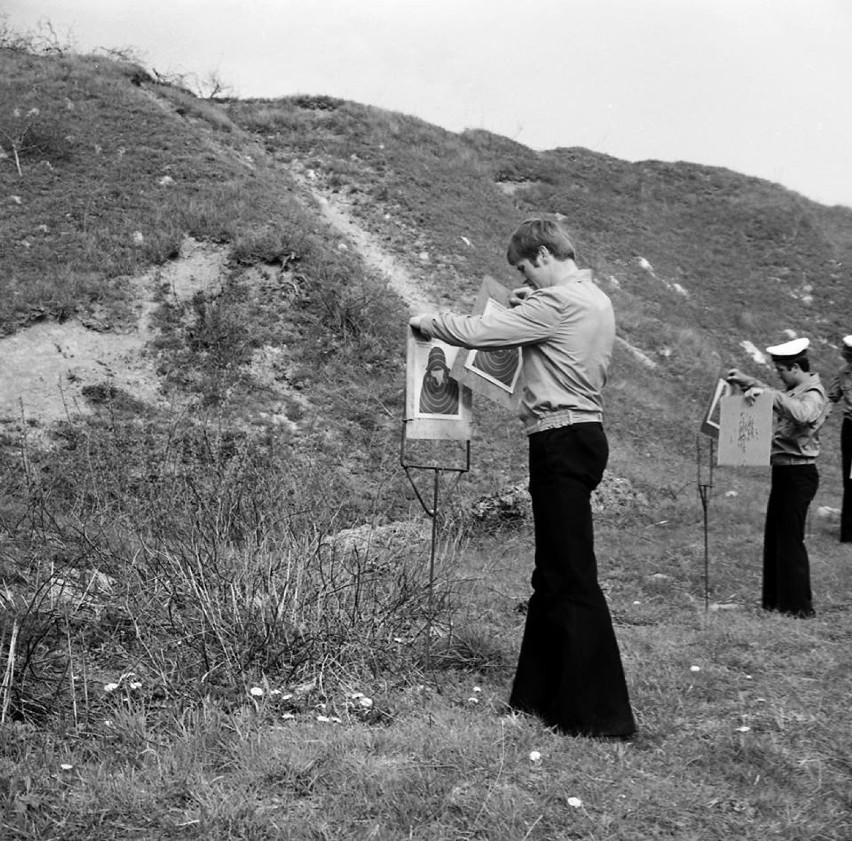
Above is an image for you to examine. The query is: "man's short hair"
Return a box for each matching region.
[506,217,576,265]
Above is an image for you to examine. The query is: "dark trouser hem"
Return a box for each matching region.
[509,698,638,739]
[508,699,637,738]
[552,722,638,738]
[763,605,816,619]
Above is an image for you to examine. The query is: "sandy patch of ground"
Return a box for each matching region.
[0,175,657,444]
[0,238,227,434]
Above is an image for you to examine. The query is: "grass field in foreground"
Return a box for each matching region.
[2,480,850,841]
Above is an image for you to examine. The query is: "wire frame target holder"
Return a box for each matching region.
[400,421,470,669]
[696,433,715,612]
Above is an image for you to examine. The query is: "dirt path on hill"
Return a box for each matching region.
[294,174,656,368]
[291,171,436,314]
[0,168,654,437]
[0,163,438,438]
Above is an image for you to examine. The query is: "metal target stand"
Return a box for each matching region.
[696,434,716,612]
[400,421,470,670]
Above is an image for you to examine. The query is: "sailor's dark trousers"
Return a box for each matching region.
[762,464,819,616]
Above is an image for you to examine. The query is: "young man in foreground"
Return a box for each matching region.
[409,217,636,738]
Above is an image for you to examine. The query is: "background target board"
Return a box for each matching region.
[466,306,521,393]
[716,390,772,466]
[450,277,522,410]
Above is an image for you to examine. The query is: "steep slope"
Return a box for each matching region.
[0,49,413,526]
[224,95,852,489]
[3,48,851,513]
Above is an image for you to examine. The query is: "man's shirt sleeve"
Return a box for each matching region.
[774,388,827,425]
[425,292,563,349]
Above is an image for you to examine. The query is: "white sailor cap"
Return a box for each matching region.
[765,337,809,362]
[842,335,852,351]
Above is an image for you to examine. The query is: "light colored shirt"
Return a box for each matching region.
[418,270,615,434]
[827,365,852,421]
[770,373,829,464]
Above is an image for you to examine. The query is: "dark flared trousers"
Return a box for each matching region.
[509,423,636,737]
[841,418,852,543]
[762,464,819,617]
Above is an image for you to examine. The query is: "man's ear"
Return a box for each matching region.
[537,245,552,263]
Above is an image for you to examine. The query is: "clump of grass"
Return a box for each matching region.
[429,626,507,672]
[152,82,236,132]
[0,413,473,730]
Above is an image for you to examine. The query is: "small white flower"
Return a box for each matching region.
[350,691,364,700]
[473,686,482,693]
[467,696,479,705]
[281,712,295,720]
[129,681,142,691]
[567,796,583,808]
[60,763,74,771]
[330,716,342,723]
[270,689,281,696]
[104,682,119,693]
[249,686,264,697]
[690,666,701,673]
[316,715,330,722]
[528,750,541,765]
[745,675,753,680]
[736,725,751,733]
[358,697,373,709]
[281,693,293,700]
[633,600,641,605]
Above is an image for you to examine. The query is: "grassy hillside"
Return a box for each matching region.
[1,42,851,840]
[224,94,852,463]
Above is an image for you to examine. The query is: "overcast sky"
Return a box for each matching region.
[5,0,852,208]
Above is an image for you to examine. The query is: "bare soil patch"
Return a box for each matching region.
[0,238,227,434]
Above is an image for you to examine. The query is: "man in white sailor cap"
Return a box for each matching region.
[726,337,830,617]
[828,335,852,543]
